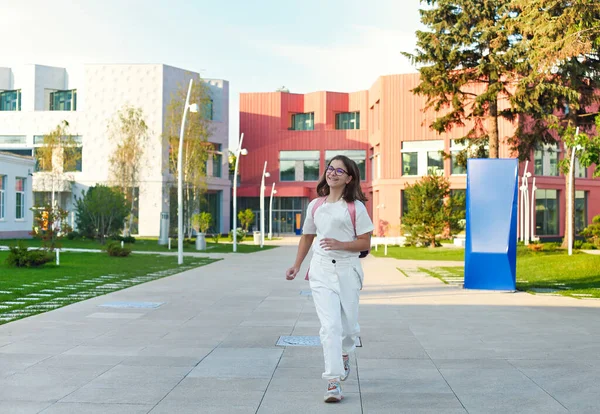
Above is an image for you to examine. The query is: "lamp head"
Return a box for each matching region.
[240,148,248,156]
[525,172,532,178]
[188,103,199,113]
[264,172,271,178]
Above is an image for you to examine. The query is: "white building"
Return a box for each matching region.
[0,64,231,236]
[0,152,35,239]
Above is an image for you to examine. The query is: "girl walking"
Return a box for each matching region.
[285,155,374,403]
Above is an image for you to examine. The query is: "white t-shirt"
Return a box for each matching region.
[302,198,375,259]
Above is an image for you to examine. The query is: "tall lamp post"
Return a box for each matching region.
[530,177,537,242]
[232,133,248,253]
[177,79,199,265]
[519,161,531,244]
[260,161,270,248]
[269,183,276,240]
[568,127,582,256]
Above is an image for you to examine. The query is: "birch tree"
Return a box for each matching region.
[108,106,149,236]
[163,76,213,237]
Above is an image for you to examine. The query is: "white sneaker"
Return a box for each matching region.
[324,379,343,403]
[341,354,350,381]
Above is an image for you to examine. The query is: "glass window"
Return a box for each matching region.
[535,189,559,236]
[0,135,26,144]
[401,190,409,217]
[575,190,587,234]
[534,145,559,176]
[402,152,418,176]
[15,177,25,219]
[451,153,467,174]
[427,151,444,175]
[325,150,367,181]
[279,151,320,182]
[209,144,222,178]
[575,159,587,178]
[335,112,360,130]
[0,175,5,219]
[0,90,21,111]
[203,99,213,121]
[290,113,314,131]
[50,89,77,111]
[63,147,83,172]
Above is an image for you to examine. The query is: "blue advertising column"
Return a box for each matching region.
[464,159,518,291]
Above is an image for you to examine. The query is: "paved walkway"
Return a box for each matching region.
[1,246,599,413]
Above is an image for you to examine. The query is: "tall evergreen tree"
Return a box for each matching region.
[403,0,525,161]
[510,0,600,248]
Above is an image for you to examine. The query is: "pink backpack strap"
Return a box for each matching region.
[347,201,357,236]
[305,197,327,281]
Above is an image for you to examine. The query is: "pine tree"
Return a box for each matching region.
[403,0,526,161]
[510,1,600,248]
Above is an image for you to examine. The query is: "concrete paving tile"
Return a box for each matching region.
[149,401,258,414]
[257,391,362,414]
[133,346,212,359]
[0,342,77,355]
[361,392,466,413]
[120,356,202,367]
[0,401,53,414]
[0,383,81,402]
[39,402,152,414]
[62,345,145,356]
[456,391,569,414]
[59,383,173,404]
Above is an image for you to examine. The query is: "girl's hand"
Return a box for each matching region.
[320,238,344,251]
[286,266,299,280]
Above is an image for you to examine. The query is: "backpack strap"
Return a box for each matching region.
[347,201,357,237]
[311,196,327,219]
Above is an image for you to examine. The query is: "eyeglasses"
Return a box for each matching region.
[326,165,348,176]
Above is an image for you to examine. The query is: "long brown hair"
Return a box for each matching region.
[316,155,368,202]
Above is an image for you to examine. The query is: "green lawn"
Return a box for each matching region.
[371,245,465,261]
[412,252,600,299]
[0,251,218,324]
[0,238,276,254]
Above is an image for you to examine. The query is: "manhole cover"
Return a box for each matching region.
[99,301,164,309]
[276,335,361,347]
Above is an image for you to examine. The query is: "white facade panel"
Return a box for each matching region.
[0,153,35,238]
[0,63,231,237]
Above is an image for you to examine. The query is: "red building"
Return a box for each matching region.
[238,73,600,239]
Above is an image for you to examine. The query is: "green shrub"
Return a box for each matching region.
[66,231,82,240]
[542,242,560,252]
[106,241,132,257]
[581,242,597,250]
[228,228,247,242]
[5,244,53,268]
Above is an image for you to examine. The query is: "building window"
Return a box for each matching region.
[450,140,467,175]
[15,177,25,220]
[535,189,559,236]
[280,150,320,181]
[203,99,213,121]
[401,140,444,176]
[575,158,587,178]
[335,112,360,130]
[402,152,418,176]
[0,90,21,111]
[0,135,26,145]
[50,89,77,111]
[401,190,409,217]
[0,175,5,219]
[290,113,314,131]
[325,150,366,181]
[33,135,82,172]
[210,144,222,178]
[534,144,559,176]
[575,190,587,234]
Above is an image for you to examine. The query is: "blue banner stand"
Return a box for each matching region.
[464,159,518,291]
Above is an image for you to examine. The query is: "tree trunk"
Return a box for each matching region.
[561,146,576,249]
[488,98,499,159]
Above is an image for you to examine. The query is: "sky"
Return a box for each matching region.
[0,0,424,149]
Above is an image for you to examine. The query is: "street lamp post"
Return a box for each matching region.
[232,133,248,253]
[260,161,270,248]
[519,161,530,244]
[531,177,537,242]
[568,127,582,256]
[269,183,276,240]
[177,79,199,265]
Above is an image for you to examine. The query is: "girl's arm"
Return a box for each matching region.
[286,234,316,280]
[320,233,371,252]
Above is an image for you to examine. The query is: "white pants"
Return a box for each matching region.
[308,254,363,380]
